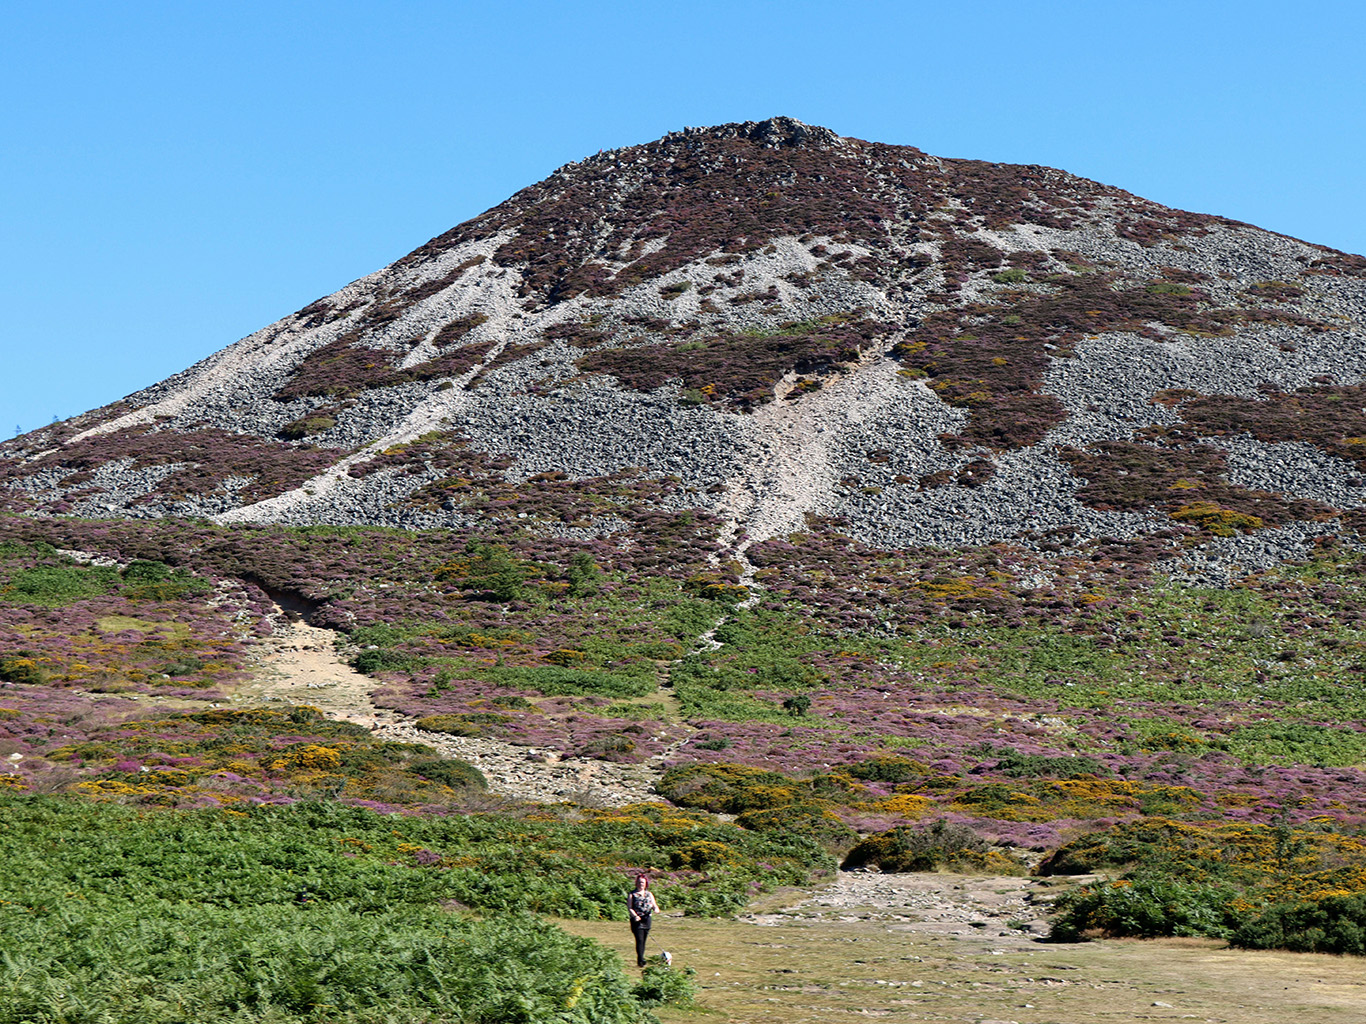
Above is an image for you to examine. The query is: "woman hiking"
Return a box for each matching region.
[626,873,658,967]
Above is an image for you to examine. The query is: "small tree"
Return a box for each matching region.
[565,551,601,597]
[782,694,812,717]
[463,540,525,602]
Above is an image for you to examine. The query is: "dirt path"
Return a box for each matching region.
[559,870,1366,1024]
[235,619,677,806]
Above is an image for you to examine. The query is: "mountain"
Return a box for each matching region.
[4,117,1365,579]
[10,121,1366,967]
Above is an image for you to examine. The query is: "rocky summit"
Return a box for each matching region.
[4,117,1365,578]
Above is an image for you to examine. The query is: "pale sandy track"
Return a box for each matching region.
[236,619,678,806]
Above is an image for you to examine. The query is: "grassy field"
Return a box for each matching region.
[561,889,1366,1024]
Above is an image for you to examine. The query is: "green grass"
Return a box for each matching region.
[1,563,118,604]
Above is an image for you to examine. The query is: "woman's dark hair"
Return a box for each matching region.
[634,873,650,888]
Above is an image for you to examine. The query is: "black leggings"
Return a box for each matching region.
[630,916,651,965]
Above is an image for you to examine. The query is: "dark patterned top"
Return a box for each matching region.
[628,889,658,919]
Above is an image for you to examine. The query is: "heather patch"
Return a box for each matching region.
[274,323,491,400]
[47,705,447,807]
[347,433,706,542]
[1061,439,1335,531]
[577,315,892,411]
[1173,383,1366,473]
[1,427,346,510]
[894,269,1314,450]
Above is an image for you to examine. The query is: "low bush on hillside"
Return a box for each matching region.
[842,820,1027,874]
[1049,876,1237,941]
[1231,893,1366,955]
[1043,817,1366,950]
[657,762,809,814]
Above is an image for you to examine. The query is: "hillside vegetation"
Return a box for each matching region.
[2,513,1366,961]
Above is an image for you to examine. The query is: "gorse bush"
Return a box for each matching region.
[1049,877,1237,941]
[841,820,1026,874]
[0,651,45,685]
[1043,818,1366,948]
[658,763,804,814]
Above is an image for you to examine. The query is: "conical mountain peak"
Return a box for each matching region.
[2,121,1363,579]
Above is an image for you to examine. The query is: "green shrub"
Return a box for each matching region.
[1049,877,1236,941]
[566,551,601,597]
[631,962,697,1008]
[990,748,1110,779]
[841,820,1024,874]
[845,756,928,784]
[461,540,527,601]
[352,648,417,674]
[0,652,45,685]
[408,758,488,790]
[1231,893,1366,954]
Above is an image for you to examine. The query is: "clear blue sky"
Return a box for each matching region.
[3,1,1363,435]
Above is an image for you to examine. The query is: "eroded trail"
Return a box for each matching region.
[238,619,676,806]
[716,354,908,551]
